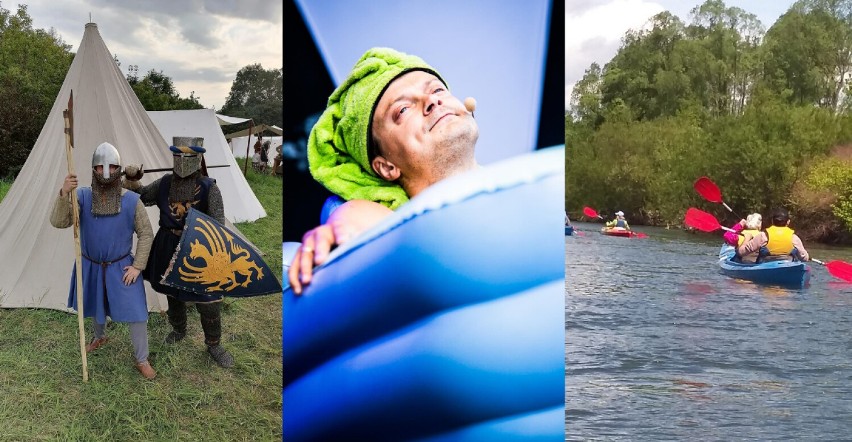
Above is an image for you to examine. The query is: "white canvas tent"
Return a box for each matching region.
[215,113,251,125]
[146,109,267,222]
[0,23,257,312]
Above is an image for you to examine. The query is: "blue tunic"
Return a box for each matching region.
[67,188,148,323]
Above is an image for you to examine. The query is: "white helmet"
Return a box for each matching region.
[616,211,625,217]
[92,142,121,179]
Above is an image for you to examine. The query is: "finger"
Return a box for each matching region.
[299,238,316,287]
[288,251,303,295]
[313,227,336,265]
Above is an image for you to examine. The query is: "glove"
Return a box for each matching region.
[124,164,144,181]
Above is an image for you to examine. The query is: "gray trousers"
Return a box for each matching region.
[93,321,149,363]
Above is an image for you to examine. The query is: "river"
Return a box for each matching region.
[566,221,852,440]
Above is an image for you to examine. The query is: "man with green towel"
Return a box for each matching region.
[288,47,479,294]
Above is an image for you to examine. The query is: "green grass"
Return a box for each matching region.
[0,177,11,201]
[0,168,282,440]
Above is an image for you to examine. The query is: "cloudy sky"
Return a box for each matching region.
[18,0,282,110]
[566,0,798,109]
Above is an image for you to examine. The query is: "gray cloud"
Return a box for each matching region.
[175,13,223,49]
[87,0,281,22]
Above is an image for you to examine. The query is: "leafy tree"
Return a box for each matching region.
[0,3,73,178]
[220,64,282,126]
[760,0,852,112]
[126,68,203,111]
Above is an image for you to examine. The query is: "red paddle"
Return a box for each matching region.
[684,208,740,233]
[583,206,603,219]
[811,259,852,282]
[686,208,852,282]
[694,176,742,219]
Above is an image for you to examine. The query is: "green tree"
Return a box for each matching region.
[0,3,73,178]
[127,68,203,111]
[760,0,852,112]
[220,64,283,126]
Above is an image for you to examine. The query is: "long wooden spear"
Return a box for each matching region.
[63,90,88,382]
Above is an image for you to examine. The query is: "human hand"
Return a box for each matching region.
[122,266,141,285]
[739,219,746,227]
[61,173,78,197]
[287,200,392,295]
[124,164,144,181]
[288,225,336,295]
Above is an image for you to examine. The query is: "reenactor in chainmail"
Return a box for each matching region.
[51,142,156,379]
[123,136,234,368]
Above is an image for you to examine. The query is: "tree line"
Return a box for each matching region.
[567,0,852,243]
[0,3,282,179]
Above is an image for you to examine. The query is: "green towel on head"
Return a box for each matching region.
[307,47,445,210]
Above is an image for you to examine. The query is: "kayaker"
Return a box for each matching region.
[723,219,746,246]
[737,208,809,262]
[734,213,763,263]
[606,211,630,230]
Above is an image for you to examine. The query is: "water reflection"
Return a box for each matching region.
[567,223,852,440]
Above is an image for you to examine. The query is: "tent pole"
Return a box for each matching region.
[63,91,89,382]
[244,120,253,175]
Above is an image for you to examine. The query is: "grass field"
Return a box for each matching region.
[0,169,282,440]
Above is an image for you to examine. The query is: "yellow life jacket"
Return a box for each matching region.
[765,225,794,255]
[737,229,762,247]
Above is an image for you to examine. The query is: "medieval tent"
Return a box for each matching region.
[0,23,255,312]
[146,109,267,222]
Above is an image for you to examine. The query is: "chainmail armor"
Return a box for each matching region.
[168,172,199,204]
[207,183,225,224]
[91,170,122,216]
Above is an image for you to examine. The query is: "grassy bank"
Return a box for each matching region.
[0,169,282,440]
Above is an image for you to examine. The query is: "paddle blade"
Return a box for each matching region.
[825,260,852,282]
[632,232,649,239]
[694,176,722,203]
[583,206,600,219]
[684,207,722,232]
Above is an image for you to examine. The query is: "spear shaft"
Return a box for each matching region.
[63,90,88,382]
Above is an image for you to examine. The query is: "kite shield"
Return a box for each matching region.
[161,208,281,297]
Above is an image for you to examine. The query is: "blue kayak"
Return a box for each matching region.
[565,225,574,236]
[718,245,810,288]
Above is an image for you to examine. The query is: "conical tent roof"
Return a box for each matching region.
[146,109,266,222]
[0,23,173,310]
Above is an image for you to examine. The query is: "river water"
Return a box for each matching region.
[566,221,852,440]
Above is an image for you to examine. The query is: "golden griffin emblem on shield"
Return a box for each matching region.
[178,218,264,291]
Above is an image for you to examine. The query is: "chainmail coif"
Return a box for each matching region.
[91,170,122,216]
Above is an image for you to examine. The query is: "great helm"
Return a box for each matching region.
[92,142,121,179]
[170,136,206,178]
